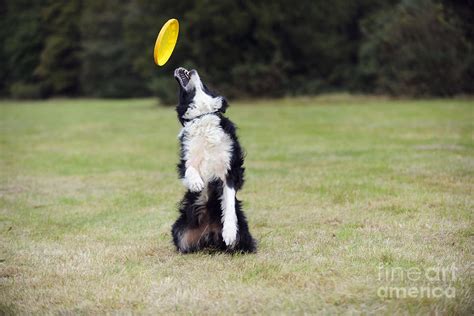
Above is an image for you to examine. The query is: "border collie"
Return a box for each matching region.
[171,67,256,253]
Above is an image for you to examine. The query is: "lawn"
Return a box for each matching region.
[0,96,473,314]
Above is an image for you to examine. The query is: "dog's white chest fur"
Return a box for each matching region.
[180,115,232,183]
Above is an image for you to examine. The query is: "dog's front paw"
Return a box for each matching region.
[183,167,204,192]
[222,222,238,248]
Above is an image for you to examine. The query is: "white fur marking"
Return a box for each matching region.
[181,115,233,185]
[183,72,225,120]
[183,166,204,192]
[221,185,238,247]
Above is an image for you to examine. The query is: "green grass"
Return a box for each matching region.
[0,95,473,314]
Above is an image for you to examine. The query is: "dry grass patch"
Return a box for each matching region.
[0,97,473,314]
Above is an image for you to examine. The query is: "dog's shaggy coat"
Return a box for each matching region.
[171,68,256,253]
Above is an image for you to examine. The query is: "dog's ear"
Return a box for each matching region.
[219,97,229,113]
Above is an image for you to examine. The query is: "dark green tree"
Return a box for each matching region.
[358,0,471,96]
[123,0,194,103]
[0,0,472,99]
[1,0,45,98]
[80,0,143,97]
[35,0,82,96]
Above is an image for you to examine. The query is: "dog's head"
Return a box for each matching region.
[174,67,228,125]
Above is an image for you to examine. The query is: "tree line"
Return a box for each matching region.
[0,0,472,102]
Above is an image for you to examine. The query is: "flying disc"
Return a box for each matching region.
[154,18,179,66]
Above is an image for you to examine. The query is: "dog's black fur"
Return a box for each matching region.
[170,68,256,253]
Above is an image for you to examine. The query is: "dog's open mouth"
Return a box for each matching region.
[174,67,190,88]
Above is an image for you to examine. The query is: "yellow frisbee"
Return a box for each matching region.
[153,18,179,66]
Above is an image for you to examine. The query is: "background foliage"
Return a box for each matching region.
[0,0,472,101]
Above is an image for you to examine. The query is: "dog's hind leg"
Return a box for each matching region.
[173,189,217,253]
[171,190,202,253]
[234,199,256,253]
[171,214,192,252]
[221,184,238,247]
[172,211,209,253]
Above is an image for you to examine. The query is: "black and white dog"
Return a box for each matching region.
[171,67,256,253]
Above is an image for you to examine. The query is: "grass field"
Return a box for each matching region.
[0,96,473,314]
